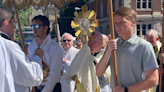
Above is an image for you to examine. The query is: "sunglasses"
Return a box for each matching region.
[31,24,45,29]
[63,39,71,42]
[76,40,81,43]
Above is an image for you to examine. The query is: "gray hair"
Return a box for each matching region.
[146,29,158,39]
[61,33,74,41]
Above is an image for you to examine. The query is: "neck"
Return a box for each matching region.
[37,35,47,47]
[77,45,82,49]
[64,47,71,51]
[121,31,134,41]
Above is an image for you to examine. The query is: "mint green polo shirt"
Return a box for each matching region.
[108,34,158,92]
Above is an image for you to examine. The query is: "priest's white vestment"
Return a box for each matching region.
[0,36,43,92]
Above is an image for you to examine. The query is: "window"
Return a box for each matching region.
[137,0,152,9]
[137,24,140,35]
[162,0,164,9]
[100,0,103,18]
[142,24,146,35]
[137,24,152,38]
[106,25,110,34]
[100,26,103,33]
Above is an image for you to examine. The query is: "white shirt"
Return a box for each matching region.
[62,46,79,77]
[28,35,63,92]
[0,36,43,92]
[60,46,79,92]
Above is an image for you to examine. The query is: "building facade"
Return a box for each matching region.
[87,0,164,39]
[43,5,60,32]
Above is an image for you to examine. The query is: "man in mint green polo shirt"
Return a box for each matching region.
[96,7,159,92]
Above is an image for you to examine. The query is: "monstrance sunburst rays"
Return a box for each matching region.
[71,5,99,42]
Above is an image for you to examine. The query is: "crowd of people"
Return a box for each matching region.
[0,6,164,92]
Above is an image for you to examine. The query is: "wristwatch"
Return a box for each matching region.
[124,87,128,92]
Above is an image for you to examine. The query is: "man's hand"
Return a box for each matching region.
[159,52,164,62]
[63,58,66,63]
[107,39,117,52]
[113,84,124,92]
[35,48,44,58]
[158,65,164,75]
[22,48,28,55]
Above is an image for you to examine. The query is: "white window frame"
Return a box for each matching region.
[136,23,152,39]
[162,0,164,10]
[136,0,152,11]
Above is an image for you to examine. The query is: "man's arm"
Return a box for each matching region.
[63,50,79,75]
[96,39,117,77]
[8,42,43,87]
[41,46,63,92]
[96,50,111,77]
[128,68,158,92]
[113,69,158,92]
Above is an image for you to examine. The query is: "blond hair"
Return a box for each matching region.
[114,7,136,22]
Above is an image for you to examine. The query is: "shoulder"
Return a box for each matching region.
[2,38,21,54]
[50,39,62,51]
[135,37,154,53]
[71,47,80,52]
[3,39,20,49]
[136,37,152,47]
[28,40,35,48]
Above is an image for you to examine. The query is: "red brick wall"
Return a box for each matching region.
[131,0,136,11]
[152,0,162,12]
[153,0,161,12]
[137,11,152,15]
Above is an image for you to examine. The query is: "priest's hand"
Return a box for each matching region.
[107,39,117,52]
[113,84,124,92]
[35,48,44,58]
[159,52,164,63]
[63,58,66,63]
[158,65,164,75]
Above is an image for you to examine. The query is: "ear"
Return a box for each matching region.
[43,26,48,33]
[44,26,48,30]
[131,20,135,26]
[3,20,9,26]
[156,37,159,41]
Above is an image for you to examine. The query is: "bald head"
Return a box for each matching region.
[88,31,103,54]
[102,34,109,49]
[102,34,109,42]
[89,31,103,40]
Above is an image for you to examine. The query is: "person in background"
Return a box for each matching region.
[60,33,79,92]
[76,36,83,50]
[28,15,63,92]
[88,32,112,92]
[96,7,158,92]
[0,7,43,92]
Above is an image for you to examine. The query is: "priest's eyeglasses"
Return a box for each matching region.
[63,39,71,42]
[31,24,45,29]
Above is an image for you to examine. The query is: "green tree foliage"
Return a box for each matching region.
[15,6,33,27]
[14,6,33,45]
[56,1,86,37]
